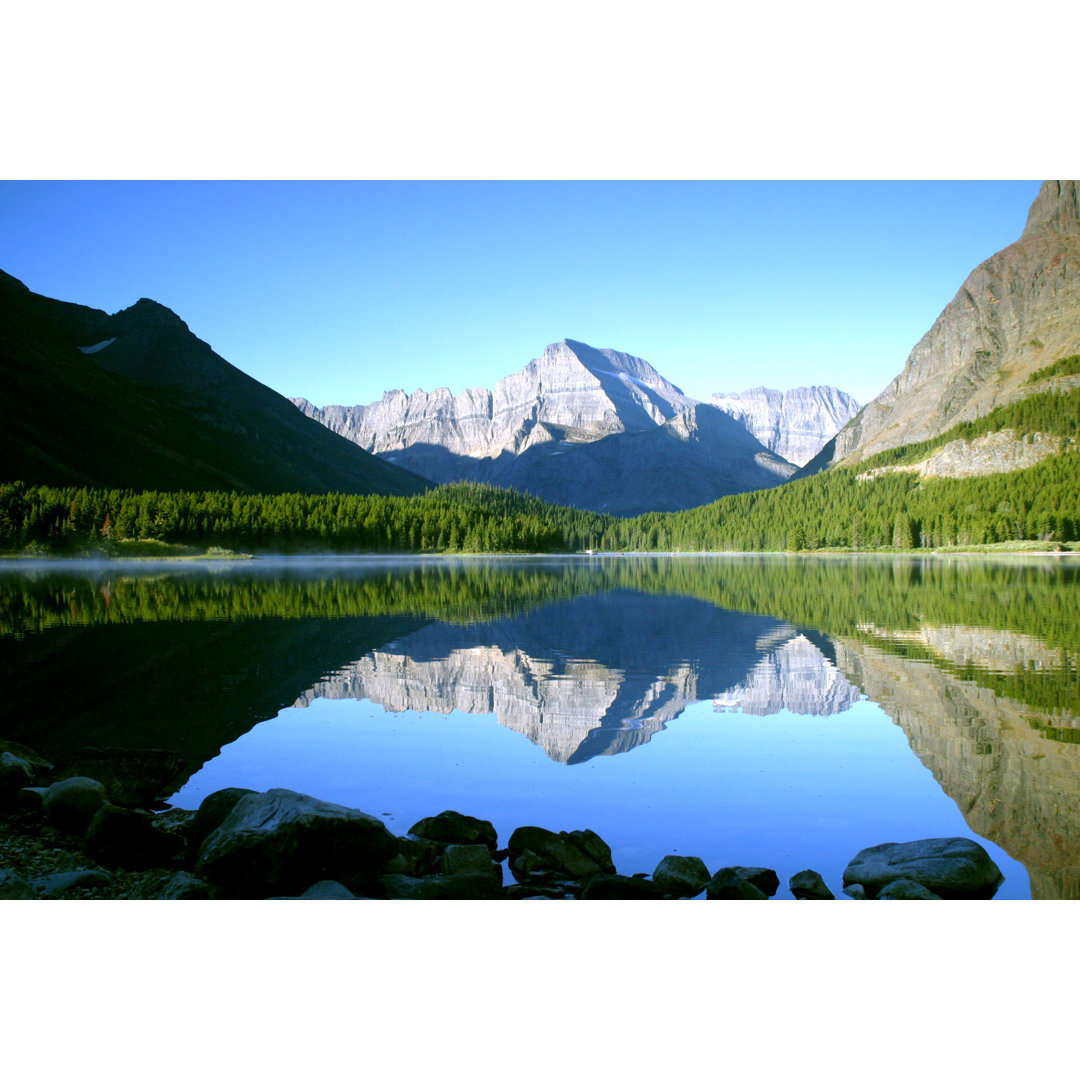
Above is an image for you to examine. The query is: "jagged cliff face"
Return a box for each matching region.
[710,386,860,467]
[294,339,696,463]
[834,633,1080,899]
[825,180,1080,467]
[294,339,801,513]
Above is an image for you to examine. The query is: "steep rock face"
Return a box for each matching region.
[709,386,860,467]
[822,180,1080,467]
[294,339,697,468]
[295,341,798,514]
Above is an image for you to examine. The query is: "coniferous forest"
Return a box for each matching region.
[2,387,1078,557]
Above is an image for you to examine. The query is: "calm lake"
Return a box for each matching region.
[2,553,1078,899]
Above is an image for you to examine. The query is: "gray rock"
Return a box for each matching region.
[380,872,502,900]
[652,855,711,898]
[126,870,216,899]
[842,883,868,900]
[194,788,397,898]
[384,834,442,877]
[579,874,669,900]
[0,869,36,899]
[843,837,1004,899]
[299,880,359,900]
[408,810,498,851]
[789,869,835,900]
[877,878,943,900]
[0,752,35,797]
[151,807,197,842]
[507,825,616,883]
[441,844,499,880]
[42,777,107,833]
[18,786,50,811]
[34,869,112,897]
[705,866,779,900]
[187,788,258,854]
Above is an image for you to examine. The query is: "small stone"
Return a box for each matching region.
[842,883,867,900]
[653,855,711,898]
[789,869,835,900]
[42,777,107,834]
[18,786,50,811]
[877,878,943,900]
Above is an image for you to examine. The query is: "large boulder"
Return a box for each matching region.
[653,855,711,898]
[408,810,498,851]
[440,844,500,881]
[42,777,107,834]
[194,788,397,898]
[843,838,1004,899]
[507,826,616,883]
[186,788,258,855]
[877,878,942,900]
[706,866,779,900]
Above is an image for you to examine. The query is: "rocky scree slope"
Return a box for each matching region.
[810,180,1080,471]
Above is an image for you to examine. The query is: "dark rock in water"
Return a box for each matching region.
[380,872,502,900]
[59,747,186,808]
[441,844,500,880]
[186,788,258,855]
[507,826,616,883]
[34,869,113,897]
[842,884,868,900]
[706,866,779,900]
[384,834,442,877]
[0,869,36,899]
[843,838,1004,899]
[42,777,107,834]
[789,869,835,900]
[194,788,397,898]
[408,810,498,851]
[151,807,197,843]
[877,878,942,900]
[299,880,359,900]
[84,803,181,868]
[653,855,711,898]
[579,874,669,900]
[0,752,35,798]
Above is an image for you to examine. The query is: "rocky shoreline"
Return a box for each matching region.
[0,744,1006,900]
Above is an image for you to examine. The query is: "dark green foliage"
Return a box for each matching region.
[1026,354,1080,385]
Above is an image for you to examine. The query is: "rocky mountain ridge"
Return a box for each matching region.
[295,339,856,513]
[815,180,1080,470]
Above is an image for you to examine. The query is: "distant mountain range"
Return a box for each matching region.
[293,340,858,514]
[0,269,427,496]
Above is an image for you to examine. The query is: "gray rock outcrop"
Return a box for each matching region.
[789,869,835,900]
[819,180,1080,468]
[709,386,860,467]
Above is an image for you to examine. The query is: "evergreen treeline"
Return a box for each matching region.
[2,386,1078,556]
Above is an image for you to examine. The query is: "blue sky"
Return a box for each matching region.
[0,180,1041,408]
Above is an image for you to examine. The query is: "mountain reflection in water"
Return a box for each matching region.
[1,555,1077,897]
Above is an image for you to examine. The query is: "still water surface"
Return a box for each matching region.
[3,554,1078,898]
